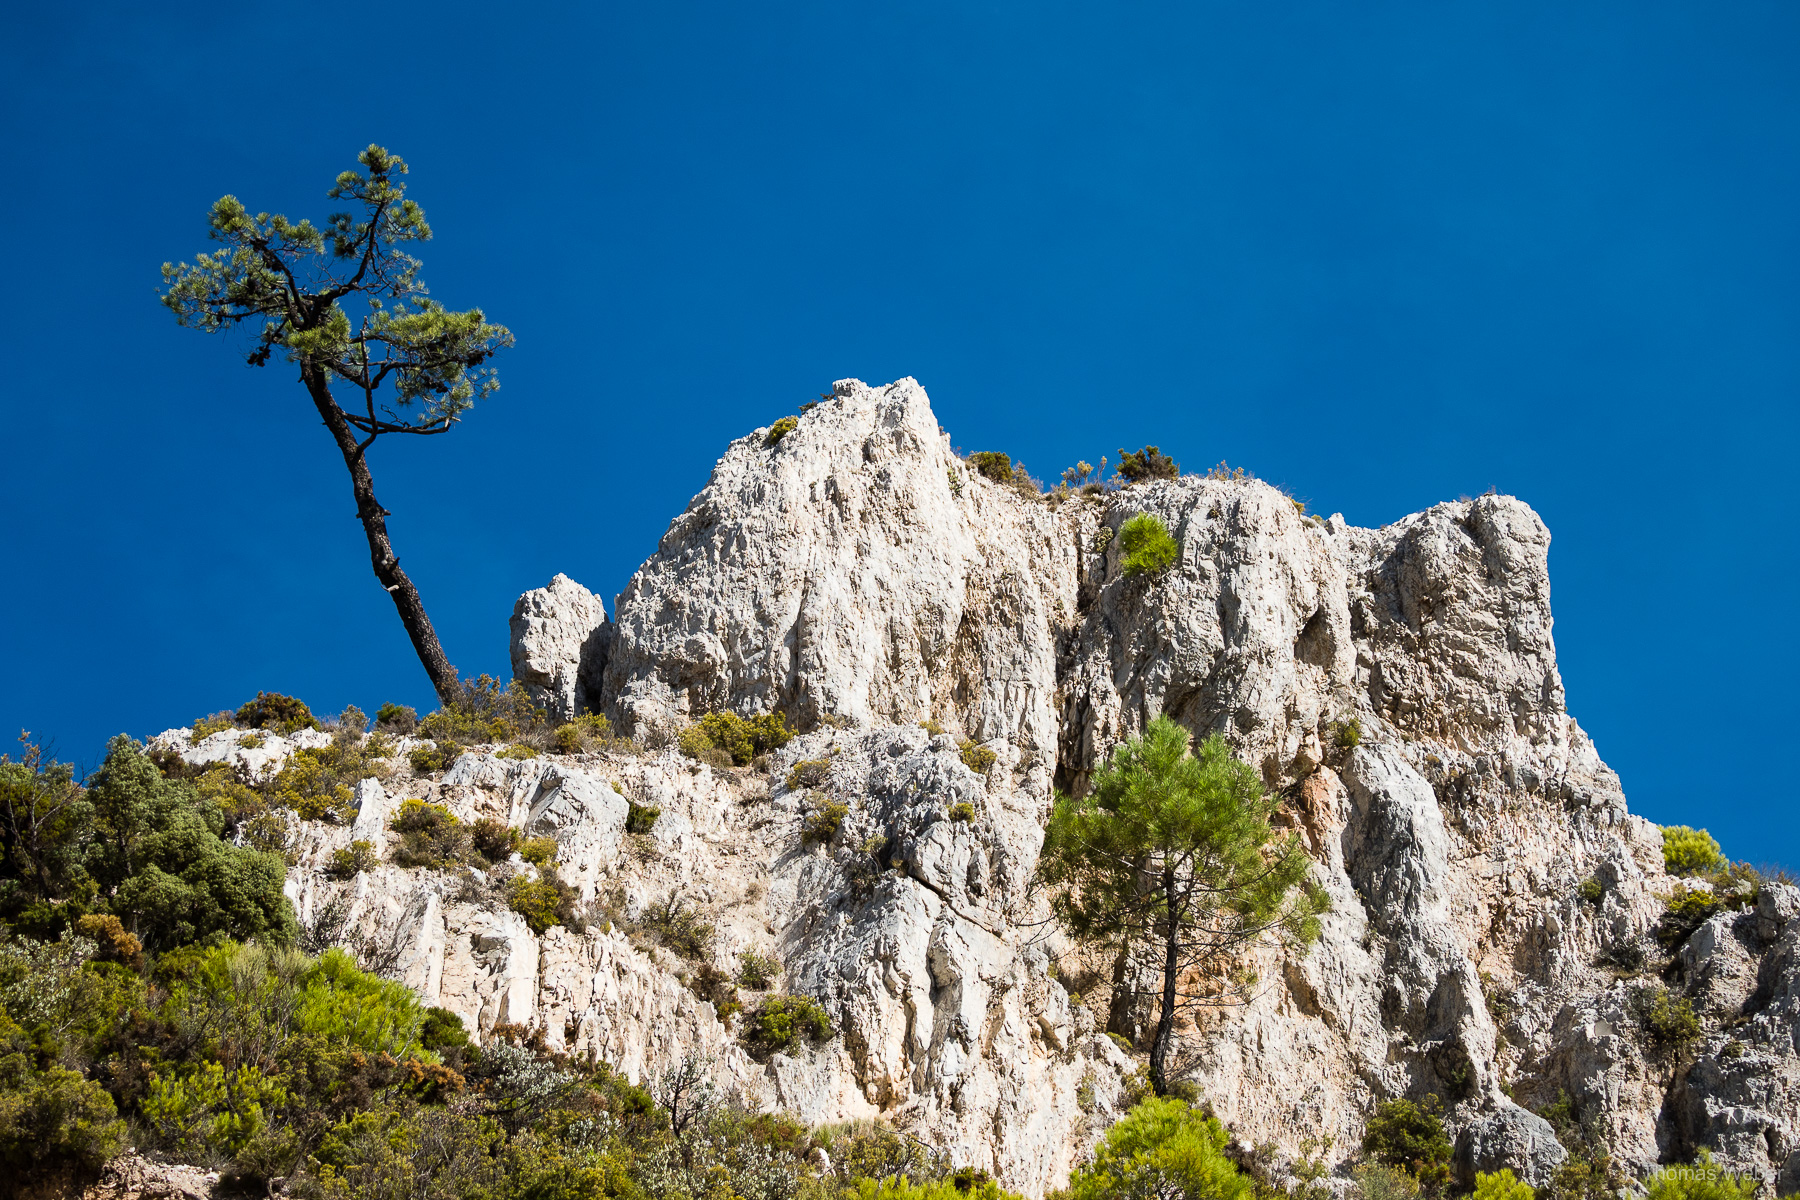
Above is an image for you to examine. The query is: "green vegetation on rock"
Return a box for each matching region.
[1118,513,1179,576]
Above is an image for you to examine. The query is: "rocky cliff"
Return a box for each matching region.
[161,377,1800,1197]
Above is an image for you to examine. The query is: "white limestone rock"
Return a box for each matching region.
[510,573,609,722]
[279,377,1799,1195]
[600,377,1079,764]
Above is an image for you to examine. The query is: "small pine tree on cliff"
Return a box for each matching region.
[1038,717,1328,1095]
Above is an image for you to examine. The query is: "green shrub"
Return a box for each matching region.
[0,1051,128,1184]
[848,1173,1021,1200]
[787,757,832,791]
[409,739,461,774]
[270,730,384,822]
[678,725,735,769]
[294,945,431,1053]
[1353,1163,1422,1200]
[495,743,537,760]
[190,711,236,740]
[949,802,975,823]
[235,691,320,734]
[1655,883,1738,950]
[518,836,557,869]
[1362,1096,1451,1188]
[551,713,612,755]
[1577,876,1604,905]
[469,817,519,863]
[1662,826,1725,876]
[969,451,1013,483]
[326,840,378,879]
[1329,717,1362,751]
[745,995,832,1057]
[801,800,848,846]
[389,799,472,869]
[374,703,417,734]
[679,710,793,769]
[958,739,997,773]
[1115,445,1180,483]
[507,873,579,935]
[738,950,781,990]
[1630,985,1702,1050]
[1061,1096,1252,1200]
[626,801,660,834]
[643,894,713,959]
[390,797,455,834]
[419,1006,471,1055]
[1119,513,1179,576]
[766,415,799,445]
[1644,1151,1759,1200]
[84,738,296,951]
[918,718,944,736]
[1473,1169,1536,1200]
[420,674,545,745]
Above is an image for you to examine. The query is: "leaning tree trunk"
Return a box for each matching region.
[302,365,460,706]
[1148,868,1180,1096]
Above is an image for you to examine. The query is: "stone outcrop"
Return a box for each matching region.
[148,377,1797,1197]
[510,573,608,722]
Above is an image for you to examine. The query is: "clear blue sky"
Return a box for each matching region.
[2,4,1794,867]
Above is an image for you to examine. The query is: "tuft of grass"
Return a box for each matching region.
[949,802,975,823]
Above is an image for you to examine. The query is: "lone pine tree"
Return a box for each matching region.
[160,145,511,705]
[1038,717,1329,1094]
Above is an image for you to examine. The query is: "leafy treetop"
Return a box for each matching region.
[161,146,511,437]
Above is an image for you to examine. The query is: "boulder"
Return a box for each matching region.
[510,573,608,722]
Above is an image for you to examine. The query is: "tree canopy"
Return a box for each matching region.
[0,735,293,951]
